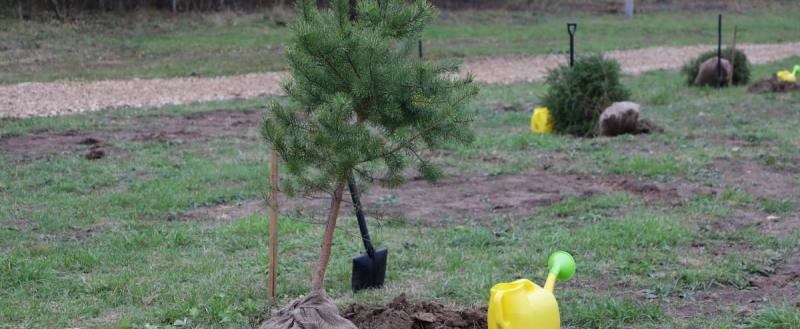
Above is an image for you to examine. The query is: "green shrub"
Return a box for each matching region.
[543,55,631,136]
[682,48,751,86]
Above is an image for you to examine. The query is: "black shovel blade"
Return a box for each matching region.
[351,247,388,292]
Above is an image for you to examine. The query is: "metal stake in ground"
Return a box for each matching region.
[729,26,738,86]
[418,39,423,59]
[348,172,388,292]
[567,23,577,67]
[717,14,723,88]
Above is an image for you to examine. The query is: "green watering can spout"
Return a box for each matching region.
[544,251,576,293]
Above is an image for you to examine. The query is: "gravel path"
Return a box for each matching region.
[464,42,800,84]
[2,42,799,118]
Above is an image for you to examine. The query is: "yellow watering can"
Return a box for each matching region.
[531,107,554,134]
[488,251,576,329]
[776,65,800,83]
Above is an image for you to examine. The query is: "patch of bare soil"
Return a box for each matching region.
[343,294,486,329]
[0,109,263,159]
[712,159,799,199]
[184,201,263,222]
[184,170,707,224]
[1,217,31,232]
[673,250,800,318]
[760,213,800,236]
[699,159,800,237]
[672,159,800,318]
[748,76,800,93]
[704,209,800,238]
[3,43,799,117]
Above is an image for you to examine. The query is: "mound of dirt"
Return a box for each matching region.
[84,146,106,160]
[747,76,800,93]
[342,294,486,329]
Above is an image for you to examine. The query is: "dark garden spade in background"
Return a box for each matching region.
[567,23,577,67]
[348,173,388,292]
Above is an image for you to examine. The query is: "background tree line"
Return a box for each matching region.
[1,0,788,20]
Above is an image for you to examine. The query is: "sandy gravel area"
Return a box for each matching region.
[2,42,798,118]
[465,42,800,84]
[0,72,287,118]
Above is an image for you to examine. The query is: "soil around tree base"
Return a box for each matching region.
[747,76,800,93]
[342,294,486,329]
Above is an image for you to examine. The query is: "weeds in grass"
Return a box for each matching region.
[563,297,664,328]
[758,198,797,214]
[747,306,800,329]
[607,155,689,177]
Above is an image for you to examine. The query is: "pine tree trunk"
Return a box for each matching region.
[310,179,347,291]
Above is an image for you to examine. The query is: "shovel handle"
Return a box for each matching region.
[348,172,376,258]
[567,23,577,67]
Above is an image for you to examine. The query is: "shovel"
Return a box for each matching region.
[347,172,388,292]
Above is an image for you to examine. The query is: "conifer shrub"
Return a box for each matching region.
[542,55,630,136]
[682,48,751,86]
[261,0,477,292]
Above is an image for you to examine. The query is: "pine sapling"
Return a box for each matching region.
[261,0,478,294]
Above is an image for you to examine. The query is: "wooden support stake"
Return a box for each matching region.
[268,149,279,304]
[729,26,738,86]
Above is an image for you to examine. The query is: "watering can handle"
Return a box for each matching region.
[491,290,512,329]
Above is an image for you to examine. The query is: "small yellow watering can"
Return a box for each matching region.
[531,107,554,134]
[776,65,800,83]
[488,251,576,329]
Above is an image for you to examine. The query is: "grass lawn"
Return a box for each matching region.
[2,7,800,84]
[2,55,799,328]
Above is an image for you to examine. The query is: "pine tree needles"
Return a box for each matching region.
[262,0,478,196]
[543,55,630,136]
